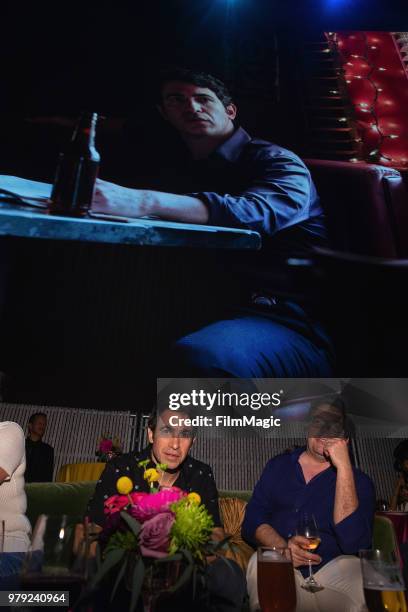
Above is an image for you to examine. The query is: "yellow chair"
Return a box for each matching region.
[56,462,106,483]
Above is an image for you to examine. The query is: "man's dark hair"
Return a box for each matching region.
[308,395,354,439]
[28,412,47,425]
[156,67,234,108]
[147,405,196,434]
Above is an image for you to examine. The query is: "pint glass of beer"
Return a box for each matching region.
[257,547,296,612]
[360,549,407,612]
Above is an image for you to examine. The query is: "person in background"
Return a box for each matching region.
[25,412,54,483]
[0,421,31,588]
[391,440,408,593]
[390,440,408,511]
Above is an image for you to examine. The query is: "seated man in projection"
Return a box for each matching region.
[91,68,334,379]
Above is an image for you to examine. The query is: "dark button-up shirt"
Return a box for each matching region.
[156,127,328,302]
[87,446,222,528]
[158,127,327,251]
[242,447,375,577]
[191,127,325,245]
[25,438,54,483]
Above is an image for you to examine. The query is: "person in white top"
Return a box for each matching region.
[0,421,31,586]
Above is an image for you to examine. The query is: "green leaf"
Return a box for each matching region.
[155,553,182,563]
[120,511,141,538]
[192,565,197,599]
[95,542,102,571]
[182,548,194,566]
[205,535,232,554]
[89,548,125,588]
[110,555,128,602]
[167,550,194,593]
[214,554,237,574]
[129,557,145,612]
[167,561,193,594]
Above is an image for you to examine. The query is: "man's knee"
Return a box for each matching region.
[172,333,253,377]
[318,554,361,576]
[172,334,226,375]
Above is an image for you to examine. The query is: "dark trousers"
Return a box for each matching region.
[172,308,334,377]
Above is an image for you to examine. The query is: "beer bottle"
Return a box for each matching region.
[49,112,100,217]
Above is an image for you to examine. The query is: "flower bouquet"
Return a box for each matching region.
[95,434,122,462]
[88,461,230,611]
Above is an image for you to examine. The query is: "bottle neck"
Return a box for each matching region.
[71,112,98,149]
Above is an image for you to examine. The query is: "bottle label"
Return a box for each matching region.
[49,154,98,216]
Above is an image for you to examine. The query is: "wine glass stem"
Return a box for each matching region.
[308,560,314,581]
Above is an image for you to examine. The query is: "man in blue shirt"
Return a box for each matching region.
[242,397,375,611]
[91,68,334,378]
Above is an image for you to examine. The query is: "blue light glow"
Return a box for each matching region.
[325,0,358,8]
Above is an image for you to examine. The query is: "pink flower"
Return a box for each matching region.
[130,487,185,523]
[139,512,175,558]
[129,492,147,505]
[104,494,129,515]
[100,439,113,453]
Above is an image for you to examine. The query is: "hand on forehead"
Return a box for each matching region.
[308,403,345,439]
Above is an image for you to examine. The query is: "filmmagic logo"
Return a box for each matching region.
[168,414,281,429]
[168,389,283,411]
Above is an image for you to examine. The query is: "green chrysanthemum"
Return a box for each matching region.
[169,498,214,558]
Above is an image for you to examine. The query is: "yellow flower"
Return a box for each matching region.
[187,492,201,505]
[143,468,160,484]
[116,476,133,495]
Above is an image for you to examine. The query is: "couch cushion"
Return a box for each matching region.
[25,481,96,528]
[219,490,251,503]
[304,159,406,257]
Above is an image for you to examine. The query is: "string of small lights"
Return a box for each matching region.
[325,31,408,168]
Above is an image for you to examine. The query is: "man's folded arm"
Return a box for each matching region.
[92,152,314,233]
[190,153,314,236]
[86,460,120,527]
[0,422,25,483]
[241,459,282,547]
[332,474,376,554]
[196,466,224,531]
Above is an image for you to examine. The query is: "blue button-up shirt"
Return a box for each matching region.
[189,127,327,247]
[242,447,375,577]
[153,126,330,311]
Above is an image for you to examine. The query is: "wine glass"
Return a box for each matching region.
[360,549,407,612]
[20,515,88,609]
[296,513,324,592]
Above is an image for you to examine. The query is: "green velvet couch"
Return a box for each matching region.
[25,482,398,567]
[25,482,251,528]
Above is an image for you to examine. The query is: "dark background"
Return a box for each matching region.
[1,0,407,410]
[2,0,408,182]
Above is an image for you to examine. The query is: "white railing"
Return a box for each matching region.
[0,403,137,480]
[0,404,403,502]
